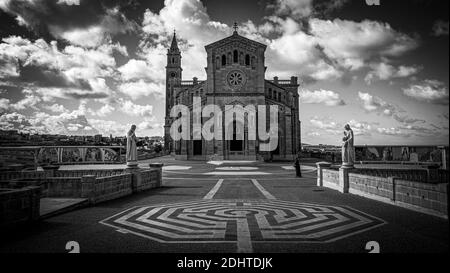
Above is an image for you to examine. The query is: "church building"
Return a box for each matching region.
[164,26,301,161]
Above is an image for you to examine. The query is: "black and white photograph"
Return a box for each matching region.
[0,0,448,268]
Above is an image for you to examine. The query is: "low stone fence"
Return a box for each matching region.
[0,163,164,207]
[351,167,445,183]
[316,162,449,219]
[83,174,133,204]
[322,168,340,191]
[0,170,48,182]
[54,169,125,178]
[0,186,40,227]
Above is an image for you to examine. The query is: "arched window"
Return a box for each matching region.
[251,56,256,69]
[221,55,226,66]
[216,57,220,68]
[172,57,175,64]
[245,54,250,66]
[233,50,238,63]
[268,88,272,98]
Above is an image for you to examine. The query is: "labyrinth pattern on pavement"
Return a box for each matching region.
[100,199,385,245]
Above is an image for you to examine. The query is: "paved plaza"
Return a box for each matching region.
[0,156,448,253]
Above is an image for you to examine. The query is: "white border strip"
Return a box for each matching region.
[203,179,224,199]
[251,179,276,200]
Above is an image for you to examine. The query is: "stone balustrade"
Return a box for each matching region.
[316,162,449,218]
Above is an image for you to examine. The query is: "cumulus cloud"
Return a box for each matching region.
[57,0,80,6]
[0,0,136,48]
[118,99,153,117]
[300,89,345,106]
[0,98,11,111]
[432,20,449,36]
[309,19,419,71]
[376,127,407,136]
[364,63,421,84]
[309,116,374,137]
[403,80,449,105]
[87,118,128,136]
[270,0,314,19]
[358,91,425,124]
[118,59,155,81]
[0,109,99,135]
[358,92,396,115]
[117,80,164,100]
[0,36,124,100]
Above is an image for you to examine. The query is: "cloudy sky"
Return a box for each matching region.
[0,0,448,145]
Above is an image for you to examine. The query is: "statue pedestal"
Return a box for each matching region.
[338,165,354,193]
[125,162,141,193]
[126,161,139,169]
[341,162,354,169]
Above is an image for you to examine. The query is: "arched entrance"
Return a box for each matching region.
[226,120,245,160]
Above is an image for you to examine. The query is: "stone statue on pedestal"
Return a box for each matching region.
[341,124,355,167]
[126,125,138,167]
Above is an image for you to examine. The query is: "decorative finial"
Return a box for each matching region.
[233,22,238,33]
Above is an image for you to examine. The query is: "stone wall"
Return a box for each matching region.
[316,163,448,218]
[348,174,394,203]
[135,169,160,192]
[45,177,83,198]
[55,169,125,178]
[86,174,133,204]
[0,186,40,227]
[0,170,48,182]
[0,164,164,207]
[348,173,448,218]
[395,179,447,216]
[322,169,340,191]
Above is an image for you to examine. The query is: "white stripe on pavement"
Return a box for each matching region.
[203,179,224,199]
[251,179,276,200]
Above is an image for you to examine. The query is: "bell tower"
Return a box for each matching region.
[164,30,182,153]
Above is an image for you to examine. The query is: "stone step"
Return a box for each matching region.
[39,198,89,220]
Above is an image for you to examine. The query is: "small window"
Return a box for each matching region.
[245,54,250,66]
[221,55,226,66]
[233,50,238,63]
[172,57,175,64]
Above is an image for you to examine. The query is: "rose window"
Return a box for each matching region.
[227,70,246,89]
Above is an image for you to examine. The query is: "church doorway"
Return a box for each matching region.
[193,140,202,155]
[227,120,245,160]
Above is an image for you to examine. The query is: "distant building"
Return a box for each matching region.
[164,28,301,160]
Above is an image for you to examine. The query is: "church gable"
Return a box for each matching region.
[205,32,266,52]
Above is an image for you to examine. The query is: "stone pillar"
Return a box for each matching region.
[125,167,143,193]
[388,177,398,201]
[149,163,164,187]
[316,162,332,187]
[426,165,440,183]
[440,147,447,170]
[81,175,96,204]
[338,166,353,193]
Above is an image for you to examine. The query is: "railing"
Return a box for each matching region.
[268,80,297,85]
[350,168,449,184]
[180,80,205,87]
[0,146,125,168]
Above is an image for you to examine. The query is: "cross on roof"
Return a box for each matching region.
[233,22,238,33]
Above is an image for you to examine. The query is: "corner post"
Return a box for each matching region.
[316,162,332,187]
[149,163,164,187]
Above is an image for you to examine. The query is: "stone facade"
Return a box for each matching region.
[164,29,301,160]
